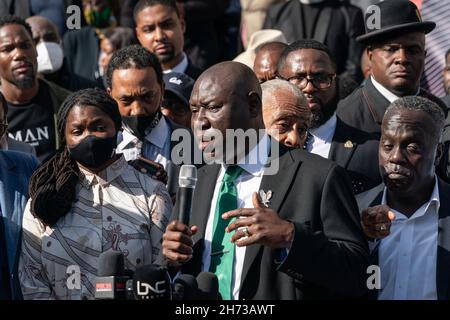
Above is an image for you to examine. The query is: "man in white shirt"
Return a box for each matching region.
[336,0,449,192]
[134,0,203,80]
[277,39,376,194]
[160,61,369,300]
[357,96,450,300]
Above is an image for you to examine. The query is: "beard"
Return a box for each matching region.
[310,101,337,128]
[157,49,175,64]
[13,74,36,89]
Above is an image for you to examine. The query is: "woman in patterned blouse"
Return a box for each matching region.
[19,88,173,299]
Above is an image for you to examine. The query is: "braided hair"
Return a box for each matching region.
[29,88,122,226]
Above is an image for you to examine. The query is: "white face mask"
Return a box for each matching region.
[36,41,64,74]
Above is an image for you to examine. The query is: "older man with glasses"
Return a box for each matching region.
[277,39,375,194]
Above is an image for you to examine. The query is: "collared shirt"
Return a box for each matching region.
[201,134,270,300]
[378,177,439,300]
[116,116,171,169]
[19,155,173,300]
[371,76,420,103]
[307,113,337,159]
[163,53,189,75]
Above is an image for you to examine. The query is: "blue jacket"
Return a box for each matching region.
[0,150,39,299]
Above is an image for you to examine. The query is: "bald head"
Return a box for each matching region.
[190,61,265,162]
[194,61,262,99]
[262,79,311,148]
[253,42,287,84]
[26,16,61,44]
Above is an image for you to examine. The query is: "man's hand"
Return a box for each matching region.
[162,221,198,266]
[361,205,395,239]
[224,192,294,248]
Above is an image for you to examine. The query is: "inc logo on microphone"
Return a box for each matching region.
[137,281,167,299]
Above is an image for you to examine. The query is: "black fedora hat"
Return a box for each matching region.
[356,0,436,44]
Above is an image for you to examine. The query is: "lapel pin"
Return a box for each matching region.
[344,140,354,148]
[259,189,273,207]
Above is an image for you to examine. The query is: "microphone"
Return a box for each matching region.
[132,264,172,300]
[177,165,197,225]
[173,274,198,300]
[196,272,219,300]
[95,251,131,300]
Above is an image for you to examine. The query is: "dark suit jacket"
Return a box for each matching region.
[184,59,204,80]
[263,0,364,82]
[335,77,448,194]
[63,27,101,84]
[170,142,369,299]
[356,179,450,300]
[0,0,29,18]
[441,95,450,108]
[0,150,39,299]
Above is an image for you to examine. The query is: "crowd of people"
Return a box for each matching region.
[1,0,450,301]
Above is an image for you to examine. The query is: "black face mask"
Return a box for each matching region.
[68,135,117,169]
[122,112,161,139]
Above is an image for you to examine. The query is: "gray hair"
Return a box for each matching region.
[385,96,445,139]
[261,79,307,106]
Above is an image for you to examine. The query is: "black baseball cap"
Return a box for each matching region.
[163,72,195,107]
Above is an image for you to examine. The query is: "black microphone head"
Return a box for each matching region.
[132,264,172,300]
[196,272,219,300]
[174,274,198,300]
[97,251,125,276]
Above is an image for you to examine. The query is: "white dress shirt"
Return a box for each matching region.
[201,134,270,300]
[378,177,439,300]
[163,53,189,74]
[371,76,420,103]
[307,113,337,159]
[116,116,171,169]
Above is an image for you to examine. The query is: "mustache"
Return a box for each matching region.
[383,164,411,177]
[194,128,222,142]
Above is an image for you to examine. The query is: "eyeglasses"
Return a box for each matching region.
[281,73,336,90]
[0,121,8,137]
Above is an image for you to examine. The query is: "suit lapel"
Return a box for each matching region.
[329,117,358,168]
[313,7,332,44]
[436,180,450,300]
[240,144,301,288]
[362,78,391,127]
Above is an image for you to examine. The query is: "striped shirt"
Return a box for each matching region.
[19,155,172,300]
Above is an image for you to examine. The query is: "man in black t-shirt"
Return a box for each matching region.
[0,16,69,162]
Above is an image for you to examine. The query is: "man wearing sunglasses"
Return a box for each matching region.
[277,39,374,194]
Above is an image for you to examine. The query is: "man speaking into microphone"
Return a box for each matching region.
[161,62,369,300]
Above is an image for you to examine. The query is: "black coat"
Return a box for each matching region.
[263,0,364,82]
[356,179,450,300]
[170,143,369,299]
[63,27,102,84]
[184,59,204,80]
[335,77,449,194]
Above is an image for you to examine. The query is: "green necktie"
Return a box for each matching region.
[209,165,244,300]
